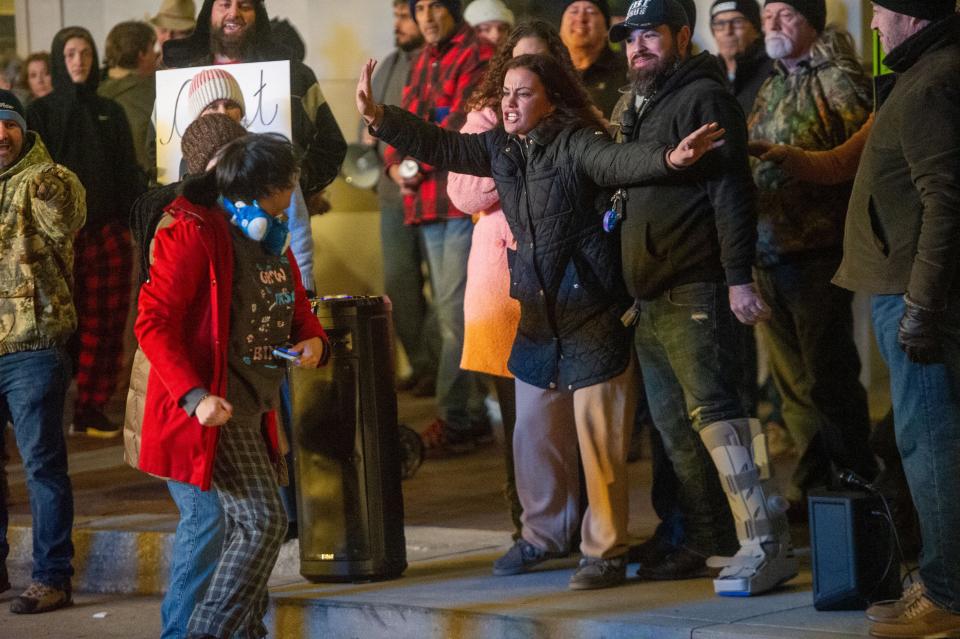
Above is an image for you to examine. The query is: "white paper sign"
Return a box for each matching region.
[154,60,292,184]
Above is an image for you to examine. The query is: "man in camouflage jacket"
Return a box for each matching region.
[747,0,875,509]
[0,89,86,614]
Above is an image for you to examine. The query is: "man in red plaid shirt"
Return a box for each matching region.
[384,0,493,454]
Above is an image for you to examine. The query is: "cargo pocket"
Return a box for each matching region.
[0,279,36,342]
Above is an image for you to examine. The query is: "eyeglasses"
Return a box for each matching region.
[711,17,750,31]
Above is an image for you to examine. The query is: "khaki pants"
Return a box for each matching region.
[513,361,636,559]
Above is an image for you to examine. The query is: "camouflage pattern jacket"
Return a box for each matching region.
[0,132,86,355]
[748,29,871,266]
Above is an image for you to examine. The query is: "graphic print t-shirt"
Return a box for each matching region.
[226,224,296,415]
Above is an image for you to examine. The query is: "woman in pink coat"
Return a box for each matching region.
[447,20,583,539]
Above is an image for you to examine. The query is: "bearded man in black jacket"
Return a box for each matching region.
[162,0,347,215]
[609,0,795,597]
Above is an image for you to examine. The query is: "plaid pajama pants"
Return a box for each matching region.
[73,223,132,410]
[187,412,287,639]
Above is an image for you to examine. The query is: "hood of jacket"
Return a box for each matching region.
[653,51,726,101]
[0,131,48,181]
[163,0,287,68]
[885,12,960,73]
[50,27,100,100]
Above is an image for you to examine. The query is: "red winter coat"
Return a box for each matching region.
[134,195,326,490]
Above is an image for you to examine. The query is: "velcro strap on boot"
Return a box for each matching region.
[744,517,775,539]
[724,467,761,493]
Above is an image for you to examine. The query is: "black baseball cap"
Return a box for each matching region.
[609,0,690,42]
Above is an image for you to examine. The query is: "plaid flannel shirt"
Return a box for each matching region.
[385,21,493,225]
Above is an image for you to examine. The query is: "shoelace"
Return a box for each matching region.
[904,595,936,620]
[20,583,52,600]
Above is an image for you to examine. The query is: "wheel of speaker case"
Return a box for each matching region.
[398,423,424,480]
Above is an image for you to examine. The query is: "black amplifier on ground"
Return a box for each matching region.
[808,489,902,610]
[290,295,407,583]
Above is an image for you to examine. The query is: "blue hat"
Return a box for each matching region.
[0,89,26,132]
[609,0,690,42]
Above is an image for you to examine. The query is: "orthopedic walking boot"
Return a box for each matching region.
[700,418,798,597]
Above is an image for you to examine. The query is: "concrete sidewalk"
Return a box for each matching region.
[2,516,871,639]
[1,394,876,638]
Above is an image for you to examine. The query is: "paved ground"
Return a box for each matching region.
[0,390,881,638]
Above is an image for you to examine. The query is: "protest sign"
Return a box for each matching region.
[154,60,292,183]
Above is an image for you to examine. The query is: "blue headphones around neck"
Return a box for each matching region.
[219,196,290,256]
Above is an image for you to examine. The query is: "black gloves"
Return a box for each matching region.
[898,295,944,364]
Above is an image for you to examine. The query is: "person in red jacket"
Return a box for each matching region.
[135,132,328,639]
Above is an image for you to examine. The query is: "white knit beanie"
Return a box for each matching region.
[463,0,515,26]
[187,68,246,120]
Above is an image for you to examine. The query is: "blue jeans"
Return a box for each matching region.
[161,480,224,639]
[634,282,740,554]
[420,217,476,434]
[0,347,73,586]
[872,294,960,613]
[380,199,439,382]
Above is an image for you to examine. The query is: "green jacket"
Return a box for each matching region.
[0,132,86,355]
[99,73,156,181]
[748,29,871,266]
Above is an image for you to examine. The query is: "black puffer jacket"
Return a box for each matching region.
[163,0,346,197]
[27,27,144,230]
[375,105,672,390]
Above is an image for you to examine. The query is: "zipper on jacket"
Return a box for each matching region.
[515,136,564,376]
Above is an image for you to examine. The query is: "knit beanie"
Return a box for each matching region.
[871,0,956,20]
[563,0,612,26]
[678,0,698,30]
[463,0,514,27]
[181,113,247,175]
[187,68,246,120]
[0,89,26,132]
[764,0,825,32]
[711,0,761,30]
[409,0,463,24]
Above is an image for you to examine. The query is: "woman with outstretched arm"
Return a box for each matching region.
[358,52,723,590]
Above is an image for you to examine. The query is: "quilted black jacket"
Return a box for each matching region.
[374,106,672,390]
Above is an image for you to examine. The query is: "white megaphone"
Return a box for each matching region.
[340,143,382,190]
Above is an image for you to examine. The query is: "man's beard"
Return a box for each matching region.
[629,52,679,96]
[211,25,253,60]
[765,32,795,60]
[396,33,424,52]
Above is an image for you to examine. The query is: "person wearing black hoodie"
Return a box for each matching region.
[609,0,796,597]
[162,0,347,216]
[27,26,145,439]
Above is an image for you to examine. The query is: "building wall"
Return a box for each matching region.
[12,0,873,305]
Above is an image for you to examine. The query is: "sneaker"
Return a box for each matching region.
[635,546,715,581]
[492,539,566,576]
[9,581,72,614]
[569,555,627,590]
[70,407,121,439]
[420,419,475,457]
[628,534,676,568]
[869,593,960,638]
[867,581,923,623]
